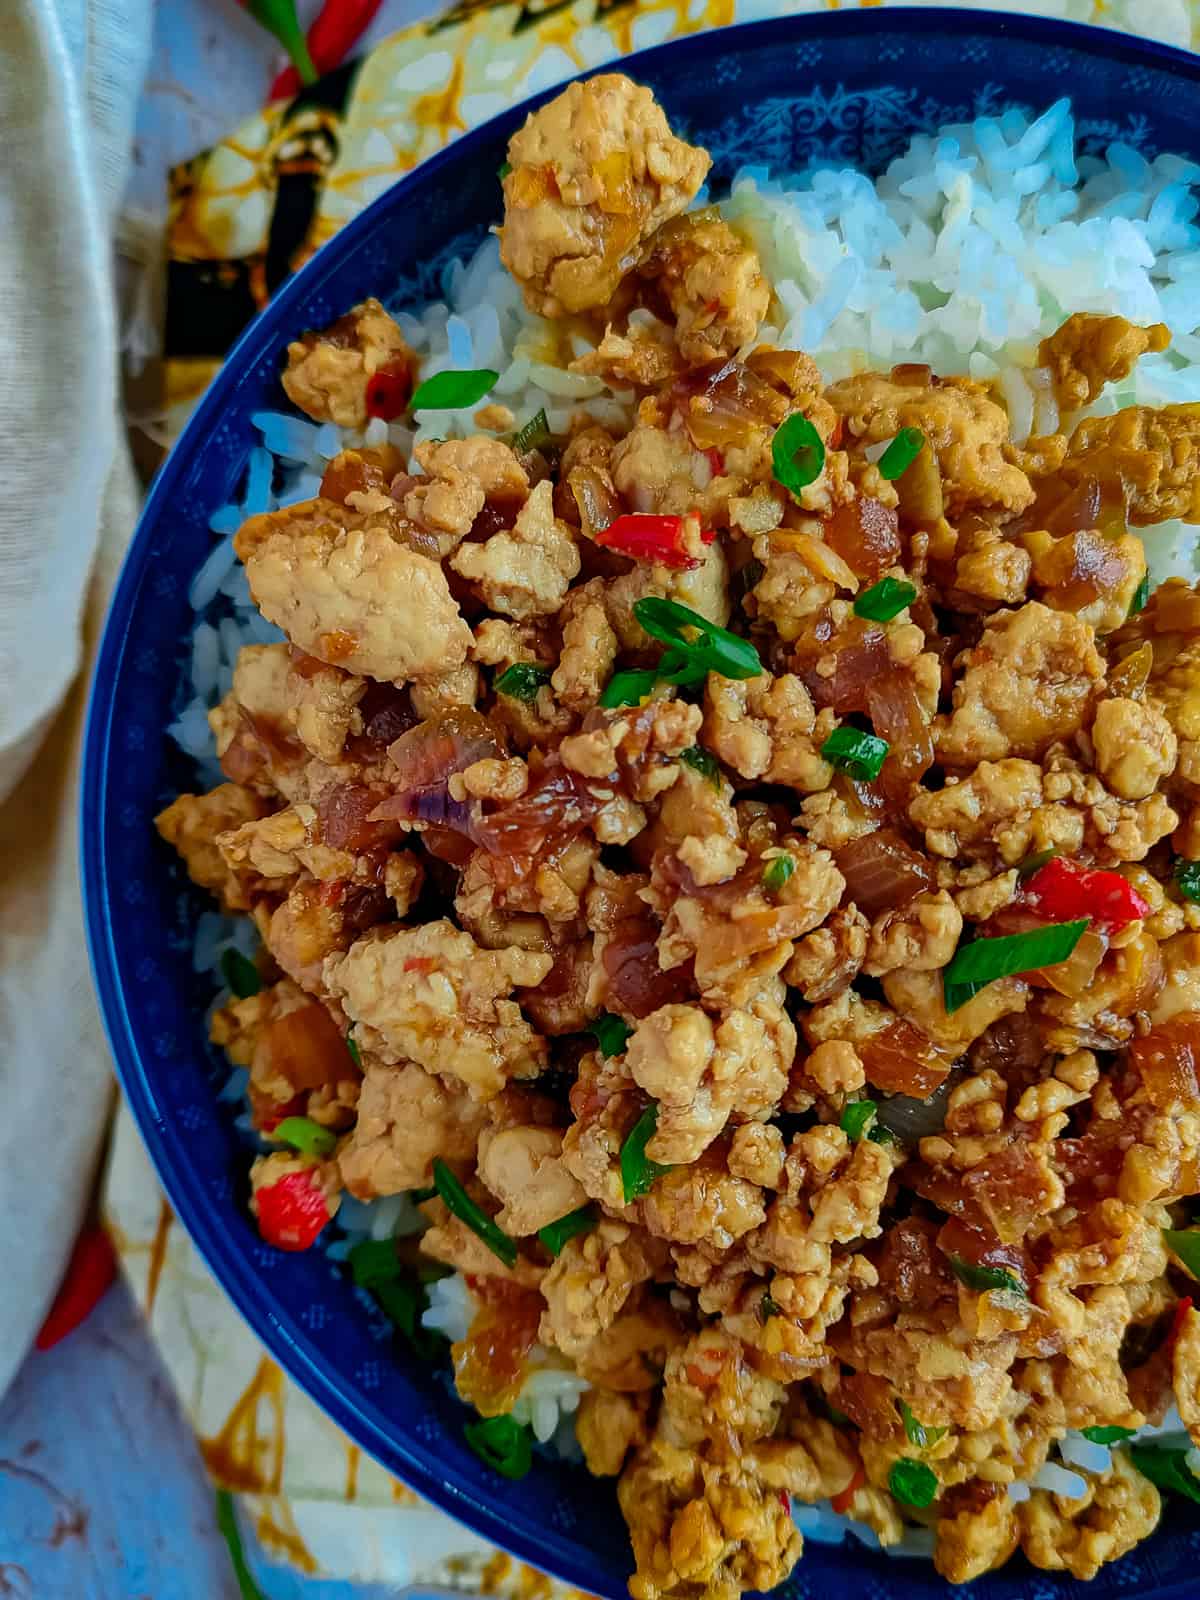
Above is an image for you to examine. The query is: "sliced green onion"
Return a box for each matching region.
[273,1116,336,1159]
[1128,1442,1200,1505]
[599,669,659,709]
[221,948,261,999]
[888,1458,938,1508]
[758,1293,780,1324]
[464,1413,533,1479]
[1081,1425,1137,1444]
[620,1104,673,1203]
[679,746,721,787]
[1016,847,1058,883]
[1175,859,1200,905]
[853,577,917,621]
[899,1400,947,1450]
[346,1031,362,1069]
[432,1157,517,1268]
[828,1405,851,1426]
[772,412,826,497]
[762,853,795,893]
[948,1255,1027,1298]
[633,597,762,683]
[589,1013,633,1058]
[215,1489,268,1600]
[1163,1228,1200,1279]
[878,427,926,480]
[348,1240,443,1359]
[539,1205,597,1256]
[943,919,1088,1013]
[821,726,889,782]
[410,368,499,412]
[495,662,551,702]
[868,1123,897,1146]
[498,159,513,181]
[510,407,551,454]
[410,1184,437,1203]
[1128,572,1151,618]
[840,1099,878,1141]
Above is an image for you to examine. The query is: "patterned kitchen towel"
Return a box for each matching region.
[108,0,1197,1589]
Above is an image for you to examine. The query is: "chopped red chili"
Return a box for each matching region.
[830,1461,865,1513]
[364,357,412,421]
[594,512,715,570]
[1022,855,1150,933]
[256,1170,331,1251]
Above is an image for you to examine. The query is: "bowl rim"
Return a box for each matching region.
[82,6,1200,1591]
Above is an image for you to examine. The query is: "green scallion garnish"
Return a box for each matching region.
[215,1489,267,1600]
[821,726,889,782]
[853,577,917,622]
[1163,1229,1200,1279]
[495,662,551,702]
[878,427,926,480]
[273,1116,337,1159]
[771,412,826,497]
[948,1255,1027,1298]
[498,159,513,181]
[538,1205,597,1256]
[762,853,795,893]
[679,746,721,787]
[1175,859,1200,905]
[1016,848,1057,883]
[510,407,551,454]
[348,1239,444,1360]
[1128,1442,1200,1505]
[634,597,762,684]
[221,948,261,999]
[942,919,1088,1013]
[620,1104,672,1203]
[432,1157,517,1268]
[589,1013,633,1058]
[888,1457,938,1508]
[599,668,659,709]
[758,1293,780,1324]
[346,1031,362,1069]
[840,1100,878,1141]
[1128,572,1151,618]
[899,1400,947,1450]
[464,1413,533,1479]
[1081,1425,1137,1444]
[410,368,499,412]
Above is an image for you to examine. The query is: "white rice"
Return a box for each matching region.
[174,98,1200,1486]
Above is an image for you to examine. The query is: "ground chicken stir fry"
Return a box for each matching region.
[159,73,1200,1600]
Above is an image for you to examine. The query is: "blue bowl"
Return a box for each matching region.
[83,10,1200,1597]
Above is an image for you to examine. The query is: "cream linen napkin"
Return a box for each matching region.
[0,0,150,1393]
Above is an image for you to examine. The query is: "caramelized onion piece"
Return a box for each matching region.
[835,829,935,917]
[259,1004,353,1093]
[317,783,403,852]
[602,913,695,1018]
[1130,1012,1200,1112]
[386,707,501,793]
[674,358,789,451]
[1108,642,1153,700]
[859,1019,951,1097]
[865,670,934,784]
[824,496,901,581]
[570,464,621,539]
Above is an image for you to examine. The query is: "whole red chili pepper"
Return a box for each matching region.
[256,1170,331,1251]
[270,0,385,100]
[594,512,716,571]
[1021,855,1150,934]
[35,1224,118,1350]
[364,356,412,421]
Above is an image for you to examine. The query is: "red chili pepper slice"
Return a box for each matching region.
[256,1170,331,1251]
[704,448,724,476]
[35,1224,117,1350]
[830,1461,865,1514]
[269,0,385,100]
[594,513,716,571]
[1022,855,1150,933]
[364,357,412,421]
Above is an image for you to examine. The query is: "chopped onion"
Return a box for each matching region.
[874,1070,960,1142]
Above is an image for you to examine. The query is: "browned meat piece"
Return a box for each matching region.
[155,783,270,911]
[826,370,1034,516]
[1039,313,1170,410]
[498,74,710,317]
[450,479,580,619]
[235,498,471,682]
[476,1123,587,1234]
[637,210,770,364]
[337,1060,486,1198]
[1064,403,1200,524]
[936,601,1104,763]
[576,1389,648,1476]
[282,298,413,428]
